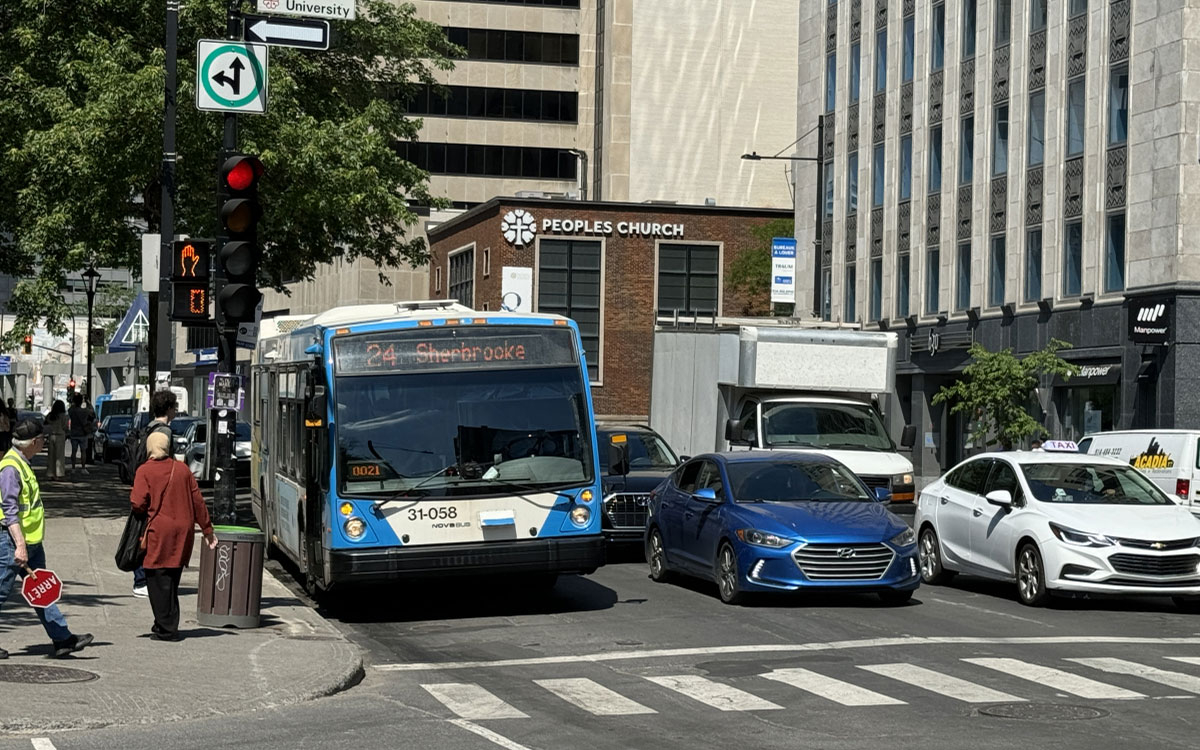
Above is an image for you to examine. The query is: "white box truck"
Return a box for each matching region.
[650,324,917,501]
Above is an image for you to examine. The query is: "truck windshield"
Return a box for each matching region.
[761,402,894,451]
[335,367,594,498]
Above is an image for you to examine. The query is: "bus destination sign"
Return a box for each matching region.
[334,327,576,373]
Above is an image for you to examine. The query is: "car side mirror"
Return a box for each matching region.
[693,488,718,502]
[607,441,630,476]
[678,455,691,463]
[900,424,917,448]
[725,418,743,443]
[873,487,893,503]
[985,489,1013,507]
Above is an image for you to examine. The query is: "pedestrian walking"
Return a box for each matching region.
[127,390,178,598]
[0,419,94,659]
[130,430,216,642]
[43,400,67,481]
[67,394,93,476]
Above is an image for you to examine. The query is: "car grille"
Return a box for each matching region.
[1108,553,1200,577]
[604,493,650,530]
[792,543,895,580]
[1112,536,1199,551]
[859,476,889,491]
[1104,577,1200,588]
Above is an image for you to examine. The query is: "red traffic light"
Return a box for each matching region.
[68,379,76,390]
[22,335,32,354]
[221,155,263,192]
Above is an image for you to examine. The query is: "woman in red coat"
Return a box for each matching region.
[130,431,217,641]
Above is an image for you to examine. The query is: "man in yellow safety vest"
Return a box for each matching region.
[0,419,94,659]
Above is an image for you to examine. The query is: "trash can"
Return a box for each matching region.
[197,525,265,628]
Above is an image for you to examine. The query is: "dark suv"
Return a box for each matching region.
[596,424,682,543]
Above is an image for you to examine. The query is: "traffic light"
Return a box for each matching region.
[22,335,31,355]
[216,154,264,329]
[67,378,76,391]
[169,239,212,324]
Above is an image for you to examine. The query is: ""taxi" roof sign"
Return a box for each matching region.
[1041,440,1079,453]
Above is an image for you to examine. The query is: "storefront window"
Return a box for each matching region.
[1059,382,1120,441]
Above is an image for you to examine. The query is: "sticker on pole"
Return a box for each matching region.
[22,568,63,609]
[196,40,268,114]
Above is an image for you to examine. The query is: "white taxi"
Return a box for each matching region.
[915,441,1200,611]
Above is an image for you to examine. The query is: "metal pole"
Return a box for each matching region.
[812,115,825,318]
[154,0,181,387]
[85,288,95,401]
[212,0,243,526]
[70,316,76,386]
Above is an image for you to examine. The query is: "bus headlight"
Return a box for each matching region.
[344,517,366,539]
[569,506,591,526]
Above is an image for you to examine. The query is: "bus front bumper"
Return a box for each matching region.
[328,536,606,581]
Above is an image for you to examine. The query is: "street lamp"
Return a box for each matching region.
[742,119,827,318]
[83,265,100,400]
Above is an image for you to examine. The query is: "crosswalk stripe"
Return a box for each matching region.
[963,658,1144,700]
[422,683,529,719]
[761,667,906,706]
[644,675,784,711]
[859,663,1025,703]
[535,678,657,715]
[1165,657,1200,668]
[1069,658,1200,694]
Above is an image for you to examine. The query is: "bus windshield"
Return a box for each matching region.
[336,367,595,498]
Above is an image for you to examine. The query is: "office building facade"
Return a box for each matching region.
[794,1,1198,478]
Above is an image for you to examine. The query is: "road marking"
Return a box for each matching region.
[644,675,783,712]
[1070,658,1200,694]
[1166,657,1200,668]
[373,636,1200,672]
[535,678,657,715]
[448,719,534,750]
[963,658,1145,700]
[859,663,1025,703]
[422,683,528,719]
[31,741,56,750]
[761,667,906,706]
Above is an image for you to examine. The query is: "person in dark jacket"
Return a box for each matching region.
[130,431,217,641]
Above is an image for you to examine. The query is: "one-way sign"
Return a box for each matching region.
[243,14,330,51]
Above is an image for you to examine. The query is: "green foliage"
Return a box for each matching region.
[933,339,1079,450]
[0,0,456,346]
[727,218,795,316]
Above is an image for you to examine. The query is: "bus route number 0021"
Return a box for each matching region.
[409,507,458,521]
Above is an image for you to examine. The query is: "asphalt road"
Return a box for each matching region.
[9,535,1200,750]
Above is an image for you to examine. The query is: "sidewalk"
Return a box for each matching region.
[0,457,363,734]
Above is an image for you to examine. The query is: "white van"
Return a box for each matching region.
[1081,430,1200,511]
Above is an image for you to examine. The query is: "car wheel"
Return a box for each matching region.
[879,589,914,606]
[1173,596,1200,614]
[646,527,674,583]
[918,527,956,585]
[1016,543,1050,607]
[715,542,745,605]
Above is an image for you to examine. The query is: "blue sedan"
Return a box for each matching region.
[645,452,920,605]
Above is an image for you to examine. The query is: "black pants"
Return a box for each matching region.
[145,567,183,637]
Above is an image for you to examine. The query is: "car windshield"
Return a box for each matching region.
[726,461,873,503]
[236,422,251,441]
[1021,462,1176,505]
[599,430,678,471]
[170,419,196,436]
[104,416,132,431]
[336,367,594,498]
[761,402,894,451]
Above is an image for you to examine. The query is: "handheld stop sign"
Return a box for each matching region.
[21,566,63,609]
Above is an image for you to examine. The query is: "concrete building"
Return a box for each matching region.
[790,0,1197,479]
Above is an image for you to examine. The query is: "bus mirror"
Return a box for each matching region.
[307,386,326,425]
[900,424,917,448]
[608,441,630,476]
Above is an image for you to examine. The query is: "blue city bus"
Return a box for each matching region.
[250,301,605,594]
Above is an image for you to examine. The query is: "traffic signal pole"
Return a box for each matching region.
[153,0,181,382]
[212,0,244,526]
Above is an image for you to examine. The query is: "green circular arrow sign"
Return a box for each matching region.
[200,44,265,109]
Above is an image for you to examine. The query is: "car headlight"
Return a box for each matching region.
[1049,522,1114,547]
[569,505,591,526]
[889,527,917,547]
[736,529,792,548]
[892,473,914,486]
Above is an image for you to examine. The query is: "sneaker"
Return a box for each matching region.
[132,585,149,598]
[149,632,181,642]
[80,468,90,476]
[52,633,93,659]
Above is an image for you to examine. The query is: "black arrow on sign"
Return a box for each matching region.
[212,57,244,95]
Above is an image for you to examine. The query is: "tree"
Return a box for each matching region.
[0,0,457,347]
[726,218,795,316]
[932,340,1079,450]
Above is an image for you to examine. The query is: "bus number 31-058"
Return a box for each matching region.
[409,507,459,521]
